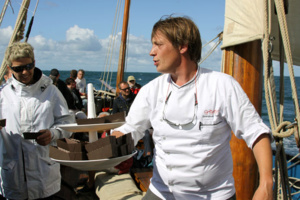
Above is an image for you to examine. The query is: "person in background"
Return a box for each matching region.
[112,81,136,115]
[0,42,73,200]
[75,69,87,111]
[112,16,273,200]
[75,69,87,96]
[70,69,77,80]
[127,75,153,162]
[127,75,141,95]
[49,68,75,113]
[65,77,86,119]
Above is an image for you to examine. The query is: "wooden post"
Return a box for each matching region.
[222,39,263,199]
[116,0,131,93]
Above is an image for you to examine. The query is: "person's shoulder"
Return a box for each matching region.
[136,83,142,88]
[56,78,65,85]
[0,82,9,92]
[114,96,123,103]
[145,73,167,86]
[55,79,64,86]
[199,67,242,92]
[200,67,235,82]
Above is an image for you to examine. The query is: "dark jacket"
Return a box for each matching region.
[112,93,136,115]
[69,88,83,110]
[56,79,76,110]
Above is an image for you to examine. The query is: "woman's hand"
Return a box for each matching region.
[36,129,52,146]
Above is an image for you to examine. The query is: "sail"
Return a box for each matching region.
[222,0,300,66]
[221,0,264,49]
[269,0,300,66]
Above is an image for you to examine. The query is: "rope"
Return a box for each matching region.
[99,0,122,92]
[272,121,295,138]
[0,0,31,85]
[0,0,11,27]
[199,32,223,65]
[25,0,39,42]
[274,0,300,145]
[263,0,300,198]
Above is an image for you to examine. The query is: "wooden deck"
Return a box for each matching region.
[131,167,153,192]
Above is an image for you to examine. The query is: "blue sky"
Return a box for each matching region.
[1,0,299,76]
[0,0,225,73]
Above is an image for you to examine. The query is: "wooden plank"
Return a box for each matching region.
[131,168,153,192]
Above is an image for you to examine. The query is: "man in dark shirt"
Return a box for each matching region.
[65,77,83,111]
[112,81,135,115]
[49,68,76,110]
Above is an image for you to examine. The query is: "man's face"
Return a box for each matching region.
[149,30,181,74]
[119,83,131,98]
[10,57,35,85]
[128,80,135,87]
[69,81,76,89]
[77,71,84,80]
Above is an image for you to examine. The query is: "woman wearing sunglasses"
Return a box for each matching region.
[0,42,74,200]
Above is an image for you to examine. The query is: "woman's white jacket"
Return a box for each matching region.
[0,68,73,199]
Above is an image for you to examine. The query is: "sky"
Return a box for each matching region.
[0,0,299,76]
[0,0,225,73]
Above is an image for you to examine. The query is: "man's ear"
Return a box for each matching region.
[179,44,188,54]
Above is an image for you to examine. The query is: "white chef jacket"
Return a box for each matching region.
[115,67,271,199]
[0,68,73,200]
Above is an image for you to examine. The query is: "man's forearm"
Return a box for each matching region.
[252,134,273,199]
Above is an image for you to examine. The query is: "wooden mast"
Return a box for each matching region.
[116,0,131,93]
[223,40,263,199]
[0,0,31,84]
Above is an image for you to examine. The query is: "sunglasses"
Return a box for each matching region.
[10,62,34,73]
[120,87,130,91]
[162,91,198,127]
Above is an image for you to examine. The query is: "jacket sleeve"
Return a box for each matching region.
[114,86,152,145]
[223,77,272,149]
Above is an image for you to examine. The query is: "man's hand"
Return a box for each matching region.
[253,182,273,200]
[36,129,52,146]
[111,131,124,138]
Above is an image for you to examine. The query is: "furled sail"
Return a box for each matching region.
[222,0,300,66]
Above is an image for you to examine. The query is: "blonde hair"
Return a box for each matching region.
[5,42,35,66]
[151,15,202,63]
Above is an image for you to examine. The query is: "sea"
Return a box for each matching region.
[43,70,300,156]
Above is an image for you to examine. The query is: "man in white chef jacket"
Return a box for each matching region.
[112,16,273,200]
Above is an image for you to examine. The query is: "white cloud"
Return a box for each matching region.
[66,25,94,41]
[65,25,102,51]
[0,26,13,45]
[0,25,223,73]
[0,26,13,57]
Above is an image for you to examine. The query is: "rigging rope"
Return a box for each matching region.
[0,0,11,27]
[0,0,31,85]
[263,0,300,198]
[199,32,223,65]
[99,0,122,93]
[25,0,39,42]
